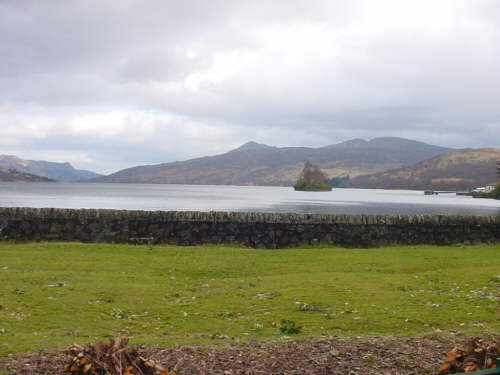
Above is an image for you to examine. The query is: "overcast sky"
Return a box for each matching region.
[1,0,499,173]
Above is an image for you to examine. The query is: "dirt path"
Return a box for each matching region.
[1,334,498,374]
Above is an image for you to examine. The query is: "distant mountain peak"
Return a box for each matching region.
[0,154,102,182]
[342,138,368,146]
[370,136,408,141]
[232,141,272,152]
[367,137,452,151]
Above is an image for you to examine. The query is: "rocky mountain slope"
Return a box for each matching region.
[347,148,499,190]
[0,155,102,182]
[89,137,453,186]
[0,167,55,182]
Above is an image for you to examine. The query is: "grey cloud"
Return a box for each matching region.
[0,0,499,173]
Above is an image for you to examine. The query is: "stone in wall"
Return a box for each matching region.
[0,207,498,248]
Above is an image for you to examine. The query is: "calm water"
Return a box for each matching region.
[0,182,499,215]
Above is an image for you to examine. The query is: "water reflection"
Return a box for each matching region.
[0,182,498,215]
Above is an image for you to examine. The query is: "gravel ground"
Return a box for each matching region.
[1,334,498,374]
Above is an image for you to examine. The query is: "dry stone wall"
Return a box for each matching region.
[0,207,498,248]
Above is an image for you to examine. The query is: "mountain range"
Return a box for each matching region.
[88,137,454,186]
[0,167,55,182]
[1,137,497,190]
[0,155,102,182]
[346,148,499,190]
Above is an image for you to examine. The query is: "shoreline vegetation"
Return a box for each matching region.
[293,181,332,191]
[488,184,500,199]
[0,242,498,356]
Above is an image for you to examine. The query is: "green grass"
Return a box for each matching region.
[0,242,499,355]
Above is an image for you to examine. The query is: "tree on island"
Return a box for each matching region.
[488,161,500,199]
[294,161,332,191]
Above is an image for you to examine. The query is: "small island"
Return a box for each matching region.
[294,161,332,191]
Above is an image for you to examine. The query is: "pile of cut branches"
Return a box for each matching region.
[66,337,173,375]
[438,339,498,374]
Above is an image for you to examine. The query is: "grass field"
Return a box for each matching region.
[0,242,498,356]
